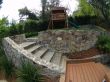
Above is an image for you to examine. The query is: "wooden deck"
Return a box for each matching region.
[65,61,108,82]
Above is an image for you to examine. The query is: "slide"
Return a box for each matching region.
[68,21,80,28]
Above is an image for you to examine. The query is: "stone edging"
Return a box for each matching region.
[3,37,64,73]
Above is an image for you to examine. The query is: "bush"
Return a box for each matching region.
[16,61,43,82]
[9,23,19,36]
[96,34,110,53]
[23,20,39,33]
[37,20,48,31]
[16,23,24,34]
[1,55,15,78]
[25,32,38,38]
[74,15,98,25]
[0,27,9,43]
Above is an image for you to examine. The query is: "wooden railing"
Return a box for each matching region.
[52,13,66,20]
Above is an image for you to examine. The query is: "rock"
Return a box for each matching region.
[37,29,101,53]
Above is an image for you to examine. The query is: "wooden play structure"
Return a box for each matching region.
[48,7,68,29]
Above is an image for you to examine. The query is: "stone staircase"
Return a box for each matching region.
[19,41,67,73]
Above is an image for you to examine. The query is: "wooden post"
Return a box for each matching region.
[48,7,68,30]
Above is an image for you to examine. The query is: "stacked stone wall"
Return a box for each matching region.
[2,37,61,79]
[37,30,101,53]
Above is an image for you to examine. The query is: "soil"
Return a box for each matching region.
[0,71,5,80]
[0,70,53,82]
[0,70,16,82]
[67,48,102,59]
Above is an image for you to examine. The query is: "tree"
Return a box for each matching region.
[49,0,60,7]
[18,7,38,21]
[41,0,47,20]
[89,0,110,23]
[0,17,9,28]
[0,17,9,42]
[40,0,60,21]
[0,0,3,8]
[73,0,95,16]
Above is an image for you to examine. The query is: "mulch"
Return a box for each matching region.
[67,48,102,59]
[0,70,16,82]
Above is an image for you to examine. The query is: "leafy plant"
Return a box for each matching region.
[89,0,110,23]
[16,61,43,82]
[96,33,110,53]
[25,32,38,38]
[1,55,15,78]
[73,0,95,16]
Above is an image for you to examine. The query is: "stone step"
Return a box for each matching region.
[34,48,48,58]
[51,52,62,66]
[41,50,55,62]
[27,45,41,53]
[60,56,67,72]
[19,42,36,49]
[26,37,38,42]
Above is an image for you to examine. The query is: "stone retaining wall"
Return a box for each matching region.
[2,37,61,80]
[37,30,101,53]
[10,34,26,44]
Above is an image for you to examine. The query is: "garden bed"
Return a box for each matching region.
[67,48,102,59]
[0,71,16,82]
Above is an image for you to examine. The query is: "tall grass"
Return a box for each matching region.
[16,61,43,82]
[1,55,15,78]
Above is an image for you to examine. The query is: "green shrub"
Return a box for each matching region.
[1,55,15,78]
[0,27,9,43]
[16,23,24,34]
[16,61,43,82]
[25,32,38,38]
[9,23,19,36]
[23,20,39,33]
[96,34,110,53]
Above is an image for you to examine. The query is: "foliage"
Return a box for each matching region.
[0,26,9,41]
[74,15,97,25]
[0,18,9,43]
[0,0,2,8]
[0,17,9,27]
[40,0,60,21]
[25,32,38,38]
[101,55,110,65]
[0,0,2,4]
[41,0,47,20]
[0,47,5,70]
[16,61,43,82]
[16,23,24,34]
[48,0,60,7]
[23,20,39,33]
[73,0,95,16]
[96,33,110,53]
[89,0,110,23]
[19,7,38,21]
[9,22,19,36]
[23,19,48,33]
[1,54,15,78]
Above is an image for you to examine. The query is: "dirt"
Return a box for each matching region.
[0,71,5,80]
[67,48,102,59]
[0,71,16,82]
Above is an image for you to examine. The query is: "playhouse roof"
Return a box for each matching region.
[52,7,66,11]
